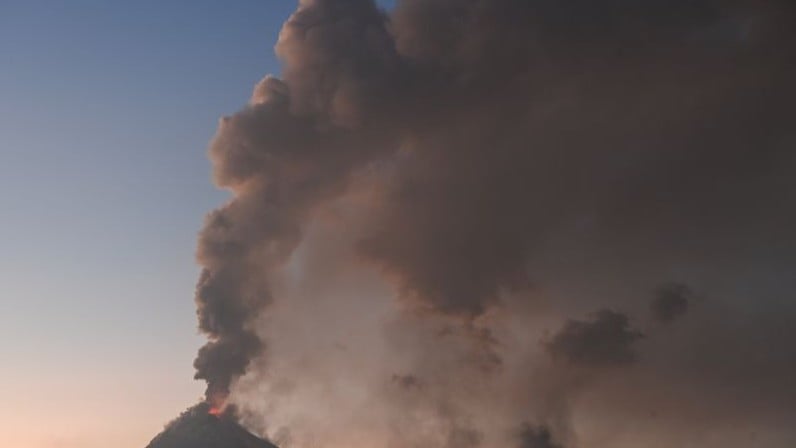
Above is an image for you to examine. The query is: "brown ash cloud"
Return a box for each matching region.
[516,424,563,448]
[650,282,691,324]
[545,310,643,367]
[188,0,796,446]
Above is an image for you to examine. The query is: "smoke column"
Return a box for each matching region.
[192,0,796,446]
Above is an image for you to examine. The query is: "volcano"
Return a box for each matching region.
[146,403,278,448]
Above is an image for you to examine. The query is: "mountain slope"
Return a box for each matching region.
[146,403,278,448]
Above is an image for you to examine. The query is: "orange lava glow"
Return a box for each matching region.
[207,390,227,417]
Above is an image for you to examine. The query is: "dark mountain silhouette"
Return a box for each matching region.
[146,403,278,448]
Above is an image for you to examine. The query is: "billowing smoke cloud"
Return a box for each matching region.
[650,283,692,324]
[193,0,397,403]
[516,424,563,448]
[190,0,796,446]
[546,310,643,366]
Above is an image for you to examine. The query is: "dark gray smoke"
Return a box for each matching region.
[546,310,643,366]
[650,283,692,324]
[189,0,796,446]
[516,424,563,448]
[391,373,422,390]
[193,0,397,404]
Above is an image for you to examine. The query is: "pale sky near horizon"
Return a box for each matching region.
[0,1,381,447]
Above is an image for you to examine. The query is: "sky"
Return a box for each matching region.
[0,1,299,447]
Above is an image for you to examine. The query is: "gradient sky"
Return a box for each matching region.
[0,1,314,447]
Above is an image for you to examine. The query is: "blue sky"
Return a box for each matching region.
[0,1,380,446]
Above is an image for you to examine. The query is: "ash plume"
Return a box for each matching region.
[516,424,563,448]
[187,0,796,446]
[545,310,643,367]
[193,0,397,404]
[650,282,691,324]
[391,373,422,390]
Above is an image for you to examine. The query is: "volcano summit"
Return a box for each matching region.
[146,403,278,448]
